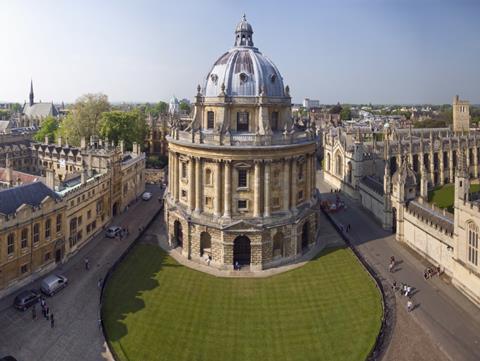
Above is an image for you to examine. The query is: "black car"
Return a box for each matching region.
[0,356,18,361]
[13,289,40,311]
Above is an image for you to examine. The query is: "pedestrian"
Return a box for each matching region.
[40,297,45,308]
[392,281,397,292]
[45,306,50,320]
[32,305,36,320]
[406,285,412,297]
[389,262,394,273]
[407,300,413,312]
[84,257,89,270]
[50,313,55,328]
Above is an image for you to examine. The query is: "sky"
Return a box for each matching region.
[0,0,479,105]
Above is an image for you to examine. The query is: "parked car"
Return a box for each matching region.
[106,226,122,238]
[142,192,152,201]
[13,289,40,311]
[0,356,18,361]
[40,274,68,296]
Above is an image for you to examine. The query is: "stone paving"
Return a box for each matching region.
[317,171,480,361]
[0,185,164,361]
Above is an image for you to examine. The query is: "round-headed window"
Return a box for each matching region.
[239,73,248,82]
[270,74,277,83]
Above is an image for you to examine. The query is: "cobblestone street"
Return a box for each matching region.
[0,185,163,361]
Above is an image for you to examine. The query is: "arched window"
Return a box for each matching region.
[207,111,215,129]
[237,112,249,131]
[468,222,479,266]
[335,153,343,177]
[205,169,212,185]
[326,153,331,171]
[271,111,279,131]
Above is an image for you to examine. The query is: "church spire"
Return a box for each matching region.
[29,79,34,106]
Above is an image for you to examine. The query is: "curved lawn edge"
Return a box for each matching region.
[102,243,382,361]
[321,207,393,361]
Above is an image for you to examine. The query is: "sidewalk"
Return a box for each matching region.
[318,171,480,361]
[0,185,163,361]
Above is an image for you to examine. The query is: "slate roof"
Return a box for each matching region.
[0,182,60,215]
[22,102,59,118]
[406,201,454,234]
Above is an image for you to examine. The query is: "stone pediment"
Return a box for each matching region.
[223,219,262,231]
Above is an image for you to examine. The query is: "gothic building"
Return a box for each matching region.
[165,16,319,270]
[323,95,480,306]
[20,80,59,127]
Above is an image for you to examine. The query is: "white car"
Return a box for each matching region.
[106,226,122,238]
[142,192,152,201]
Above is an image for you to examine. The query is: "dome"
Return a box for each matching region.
[203,16,285,98]
[236,14,253,34]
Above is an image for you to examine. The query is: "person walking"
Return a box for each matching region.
[50,313,55,328]
[84,258,89,270]
[407,300,413,312]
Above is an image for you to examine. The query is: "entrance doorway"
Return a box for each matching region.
[112,202,119,216]
[55,249,62,263]
[301,222,310,250]
[174,220,183,248]
[233,235,251,266]
[200,232,211,257]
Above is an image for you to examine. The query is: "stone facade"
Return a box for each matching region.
[164,17,319,270]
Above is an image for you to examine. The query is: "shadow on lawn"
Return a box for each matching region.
[103,243,174,343]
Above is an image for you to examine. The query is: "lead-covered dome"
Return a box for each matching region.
[203,16,285,98]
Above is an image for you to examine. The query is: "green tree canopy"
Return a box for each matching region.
[34,116,59,143]
[340,106,352,120]
[57,93,110,146]
[99,110,147,150]
[179,101,191,114]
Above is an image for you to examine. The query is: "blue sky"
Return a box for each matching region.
[0,0,479,104]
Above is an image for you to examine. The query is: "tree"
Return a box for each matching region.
[99,110,147,150]
[10,103,22,113]
[340,106,352,120]
[179,101,191,115]
[34,116,59,142]
[57,93,110,146]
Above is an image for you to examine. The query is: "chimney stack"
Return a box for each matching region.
[45,169,55,190]
[80,137,86,150]
[57,136,62,147]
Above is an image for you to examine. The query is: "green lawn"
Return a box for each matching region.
[103,244,382,361]
[428,183,480,213]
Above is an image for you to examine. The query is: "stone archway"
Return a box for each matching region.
[273,232,284,258]
[233,235,251,266]
[200,232,211,257]
[301,222,310,250]
[112,202,119,216]
[174,220,183,248]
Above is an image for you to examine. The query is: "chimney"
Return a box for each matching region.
[44,135,49,144]
[80,137,86,149]
[132,142,138,155]
[45,169,55,189]
[5,154,13,186]
[119,140,125,153]
[57,136,62,147]
[81,169,87,185]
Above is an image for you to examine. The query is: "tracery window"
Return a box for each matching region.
[468,222,479,266]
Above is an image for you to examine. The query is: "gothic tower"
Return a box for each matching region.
[29,79,34,106]
[453,95,470,133]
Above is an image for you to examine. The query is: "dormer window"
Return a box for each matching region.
[270,74,277,83]
[207,111,215,129]
[210,74,218,85]
[239,73,248,83]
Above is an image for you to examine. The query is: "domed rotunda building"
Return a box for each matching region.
[165,16,319,270]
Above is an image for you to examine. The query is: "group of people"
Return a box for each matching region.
[423,266,441,280]
[390,256,416,313]
[32,297,55,328]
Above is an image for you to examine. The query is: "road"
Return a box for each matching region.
[318,171,480,361]
[0,185,164,361]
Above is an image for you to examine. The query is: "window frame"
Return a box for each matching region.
[207,111,215,129]
[236,111,249,132]
[237,169,248,188]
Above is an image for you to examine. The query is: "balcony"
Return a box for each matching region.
[171,129,316,147]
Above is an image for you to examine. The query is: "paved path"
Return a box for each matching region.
[0,185,164,361]
[318,171,480,361]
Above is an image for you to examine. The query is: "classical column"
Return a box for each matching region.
[174,153,179,202]
[253,161,262,218]
[194,157,203,213]
[283,158,291,212]
[312,154,317,199]
[168,152,172,195]
[263,160,271,218]
[305,155,311,202]
[188,157,195,211]
[291,158,298,212]
[214,161,222,217]
[223,161,231,218]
